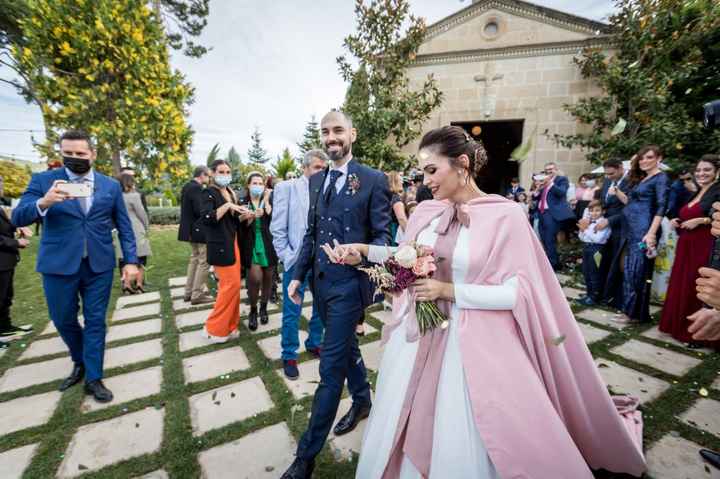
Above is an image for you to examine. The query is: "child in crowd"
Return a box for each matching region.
[517,192,530,218]
[577,200,611,306]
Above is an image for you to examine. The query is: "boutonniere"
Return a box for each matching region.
[348,173,360,196]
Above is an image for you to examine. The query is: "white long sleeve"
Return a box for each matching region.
[367,244,398,264]
[454,276,518,310]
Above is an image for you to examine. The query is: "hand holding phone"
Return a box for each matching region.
[56,182,92,198]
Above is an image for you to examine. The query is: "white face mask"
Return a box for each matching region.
[585,179,596,188]
[214,175,231,187]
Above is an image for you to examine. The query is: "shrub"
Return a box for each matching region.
[0,160,31,197]
[148,206,180,225]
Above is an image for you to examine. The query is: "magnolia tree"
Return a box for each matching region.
[339,0,442,171]
[554,0,720,170]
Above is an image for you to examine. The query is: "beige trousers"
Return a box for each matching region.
[185,242,209,300]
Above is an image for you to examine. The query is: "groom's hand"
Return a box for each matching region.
[288,280,302,305]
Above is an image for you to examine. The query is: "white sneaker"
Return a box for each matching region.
[202,327,229,344]
[229,329,240,340]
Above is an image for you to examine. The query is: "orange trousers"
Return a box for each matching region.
[205,239,241,337]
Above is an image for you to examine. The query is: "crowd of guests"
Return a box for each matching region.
[504,148,720,350]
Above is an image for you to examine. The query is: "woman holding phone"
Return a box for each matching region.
[201,160,253,343]
[240,172,278,331]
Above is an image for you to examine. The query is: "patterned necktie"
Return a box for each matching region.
[324,170,343,205]
[75,177,91,214]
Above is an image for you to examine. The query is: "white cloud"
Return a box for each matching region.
[0,0,613,166]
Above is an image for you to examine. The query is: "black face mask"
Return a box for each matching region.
[63,156,91,175]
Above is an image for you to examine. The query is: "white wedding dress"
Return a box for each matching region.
[356,218,518,479]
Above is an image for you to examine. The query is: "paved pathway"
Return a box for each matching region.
[0,274,718,478]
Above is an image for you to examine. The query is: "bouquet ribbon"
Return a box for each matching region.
[382,202,467,479]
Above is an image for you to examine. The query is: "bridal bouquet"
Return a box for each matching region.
[359,243,448,335]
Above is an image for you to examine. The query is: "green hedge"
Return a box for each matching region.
[148,206,180,225]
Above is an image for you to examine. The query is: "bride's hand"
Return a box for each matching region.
[321,241,364,265]
[412,278,453,302]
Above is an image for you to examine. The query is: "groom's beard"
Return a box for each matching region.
[324,140,350,163]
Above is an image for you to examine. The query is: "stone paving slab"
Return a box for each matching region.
[556,273,573,285]
[646,434,720,479]
[168,276,187,287]
[329,397,368,461]
[610,339,703,377]
[189,376,274,435]
[360,322,378,335]
[182,346,250,384]
[57,407,164,478]
[257,331,309,360]
[713,375,720,391]
[178,330,215,352]
[301,305,314,318]
[562,287,584,300]
[649,304,661,316]
[576,308,628,330]
[594,358,670,403]
[276,359,322,400]
[369,309,393,324]
[106,318,162,342]
[172,298,215,312]
[0,390,61,436]
[170,287,185,299]
[360,340,383,372]
[577,322,612,345]
[679,398,720,437]
[112,303,161,323]
[198,422,296,479]
[41,317,84,336]
[105,338,163,370]
[133,470,168,479]
[641,327,714,354]
[0,443,38,479]
[82,366,162,413]
[20,335,68,360]
[176,309,212,329]
[116,292,161,309]
[0,356,73,393]
[242,311,282,334]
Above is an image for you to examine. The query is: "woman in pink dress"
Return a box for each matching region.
[331,126,647,479]
[659,155,719,348]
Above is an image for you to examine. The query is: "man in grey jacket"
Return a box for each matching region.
[270,150,327,379]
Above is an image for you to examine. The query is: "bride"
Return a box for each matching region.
[324,126,647,479]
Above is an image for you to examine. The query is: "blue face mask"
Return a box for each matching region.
[249,185,264,197]
[214,175,231,187]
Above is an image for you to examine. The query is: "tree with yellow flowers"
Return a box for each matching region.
[7,0,195,180]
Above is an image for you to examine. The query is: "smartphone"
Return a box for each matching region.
[533,174,548,182]
[57,182,92,197]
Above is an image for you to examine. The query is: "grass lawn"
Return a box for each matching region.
[0,226,718,478]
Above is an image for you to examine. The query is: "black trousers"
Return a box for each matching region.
[0,268,15,330]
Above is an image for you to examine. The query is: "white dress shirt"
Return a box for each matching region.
[322,158,352,194]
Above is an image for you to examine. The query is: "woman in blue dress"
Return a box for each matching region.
[613,146,669,323]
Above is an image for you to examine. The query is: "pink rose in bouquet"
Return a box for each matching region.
[412,255,437,277]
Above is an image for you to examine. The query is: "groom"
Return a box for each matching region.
[281,110,391,478]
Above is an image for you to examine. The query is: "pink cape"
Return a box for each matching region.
[384,196,646,478]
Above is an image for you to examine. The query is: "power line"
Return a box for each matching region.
[0,128,44,133]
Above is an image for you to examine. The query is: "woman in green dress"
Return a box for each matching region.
[240,172,278,330]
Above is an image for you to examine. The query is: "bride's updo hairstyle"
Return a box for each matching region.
[418,125,489,177]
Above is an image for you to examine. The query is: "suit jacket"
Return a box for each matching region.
[270,176,310,271]
[0,207,20,271]
[294,159,391,309]
[599,175,630,232]
[178,180,206,243]
[539,176,575,222]
[200,186,242,266]
[701,181,720,217]
[12,168,138,275]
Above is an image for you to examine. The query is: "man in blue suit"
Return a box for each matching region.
[280,111,391,479]
[270,149,327,380]
[12,130,138,402]
[536,162,575,270]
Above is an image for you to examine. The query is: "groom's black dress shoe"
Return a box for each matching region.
[333,403,371,436]
[58,364,85,391]
[84,380,114,403]
[700,449,720,469]
[280,457,315,479]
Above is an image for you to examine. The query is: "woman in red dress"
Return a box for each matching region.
[659,156,719,348]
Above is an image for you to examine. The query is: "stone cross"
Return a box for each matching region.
[474,63,504,117]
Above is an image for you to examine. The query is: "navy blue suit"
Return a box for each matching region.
[537,175,575,268]
[12,168,137,382]
[293,158,391,460]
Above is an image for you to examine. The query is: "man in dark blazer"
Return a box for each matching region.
[589,158,630,307]
[281,111,391,479]
[12,130,138,403]
[0,202,29,337]
[536,162,575,270]
[178,165,212,304]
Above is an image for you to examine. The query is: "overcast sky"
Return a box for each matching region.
[0,0,614,167]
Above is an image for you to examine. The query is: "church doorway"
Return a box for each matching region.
[452,120,523,195]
